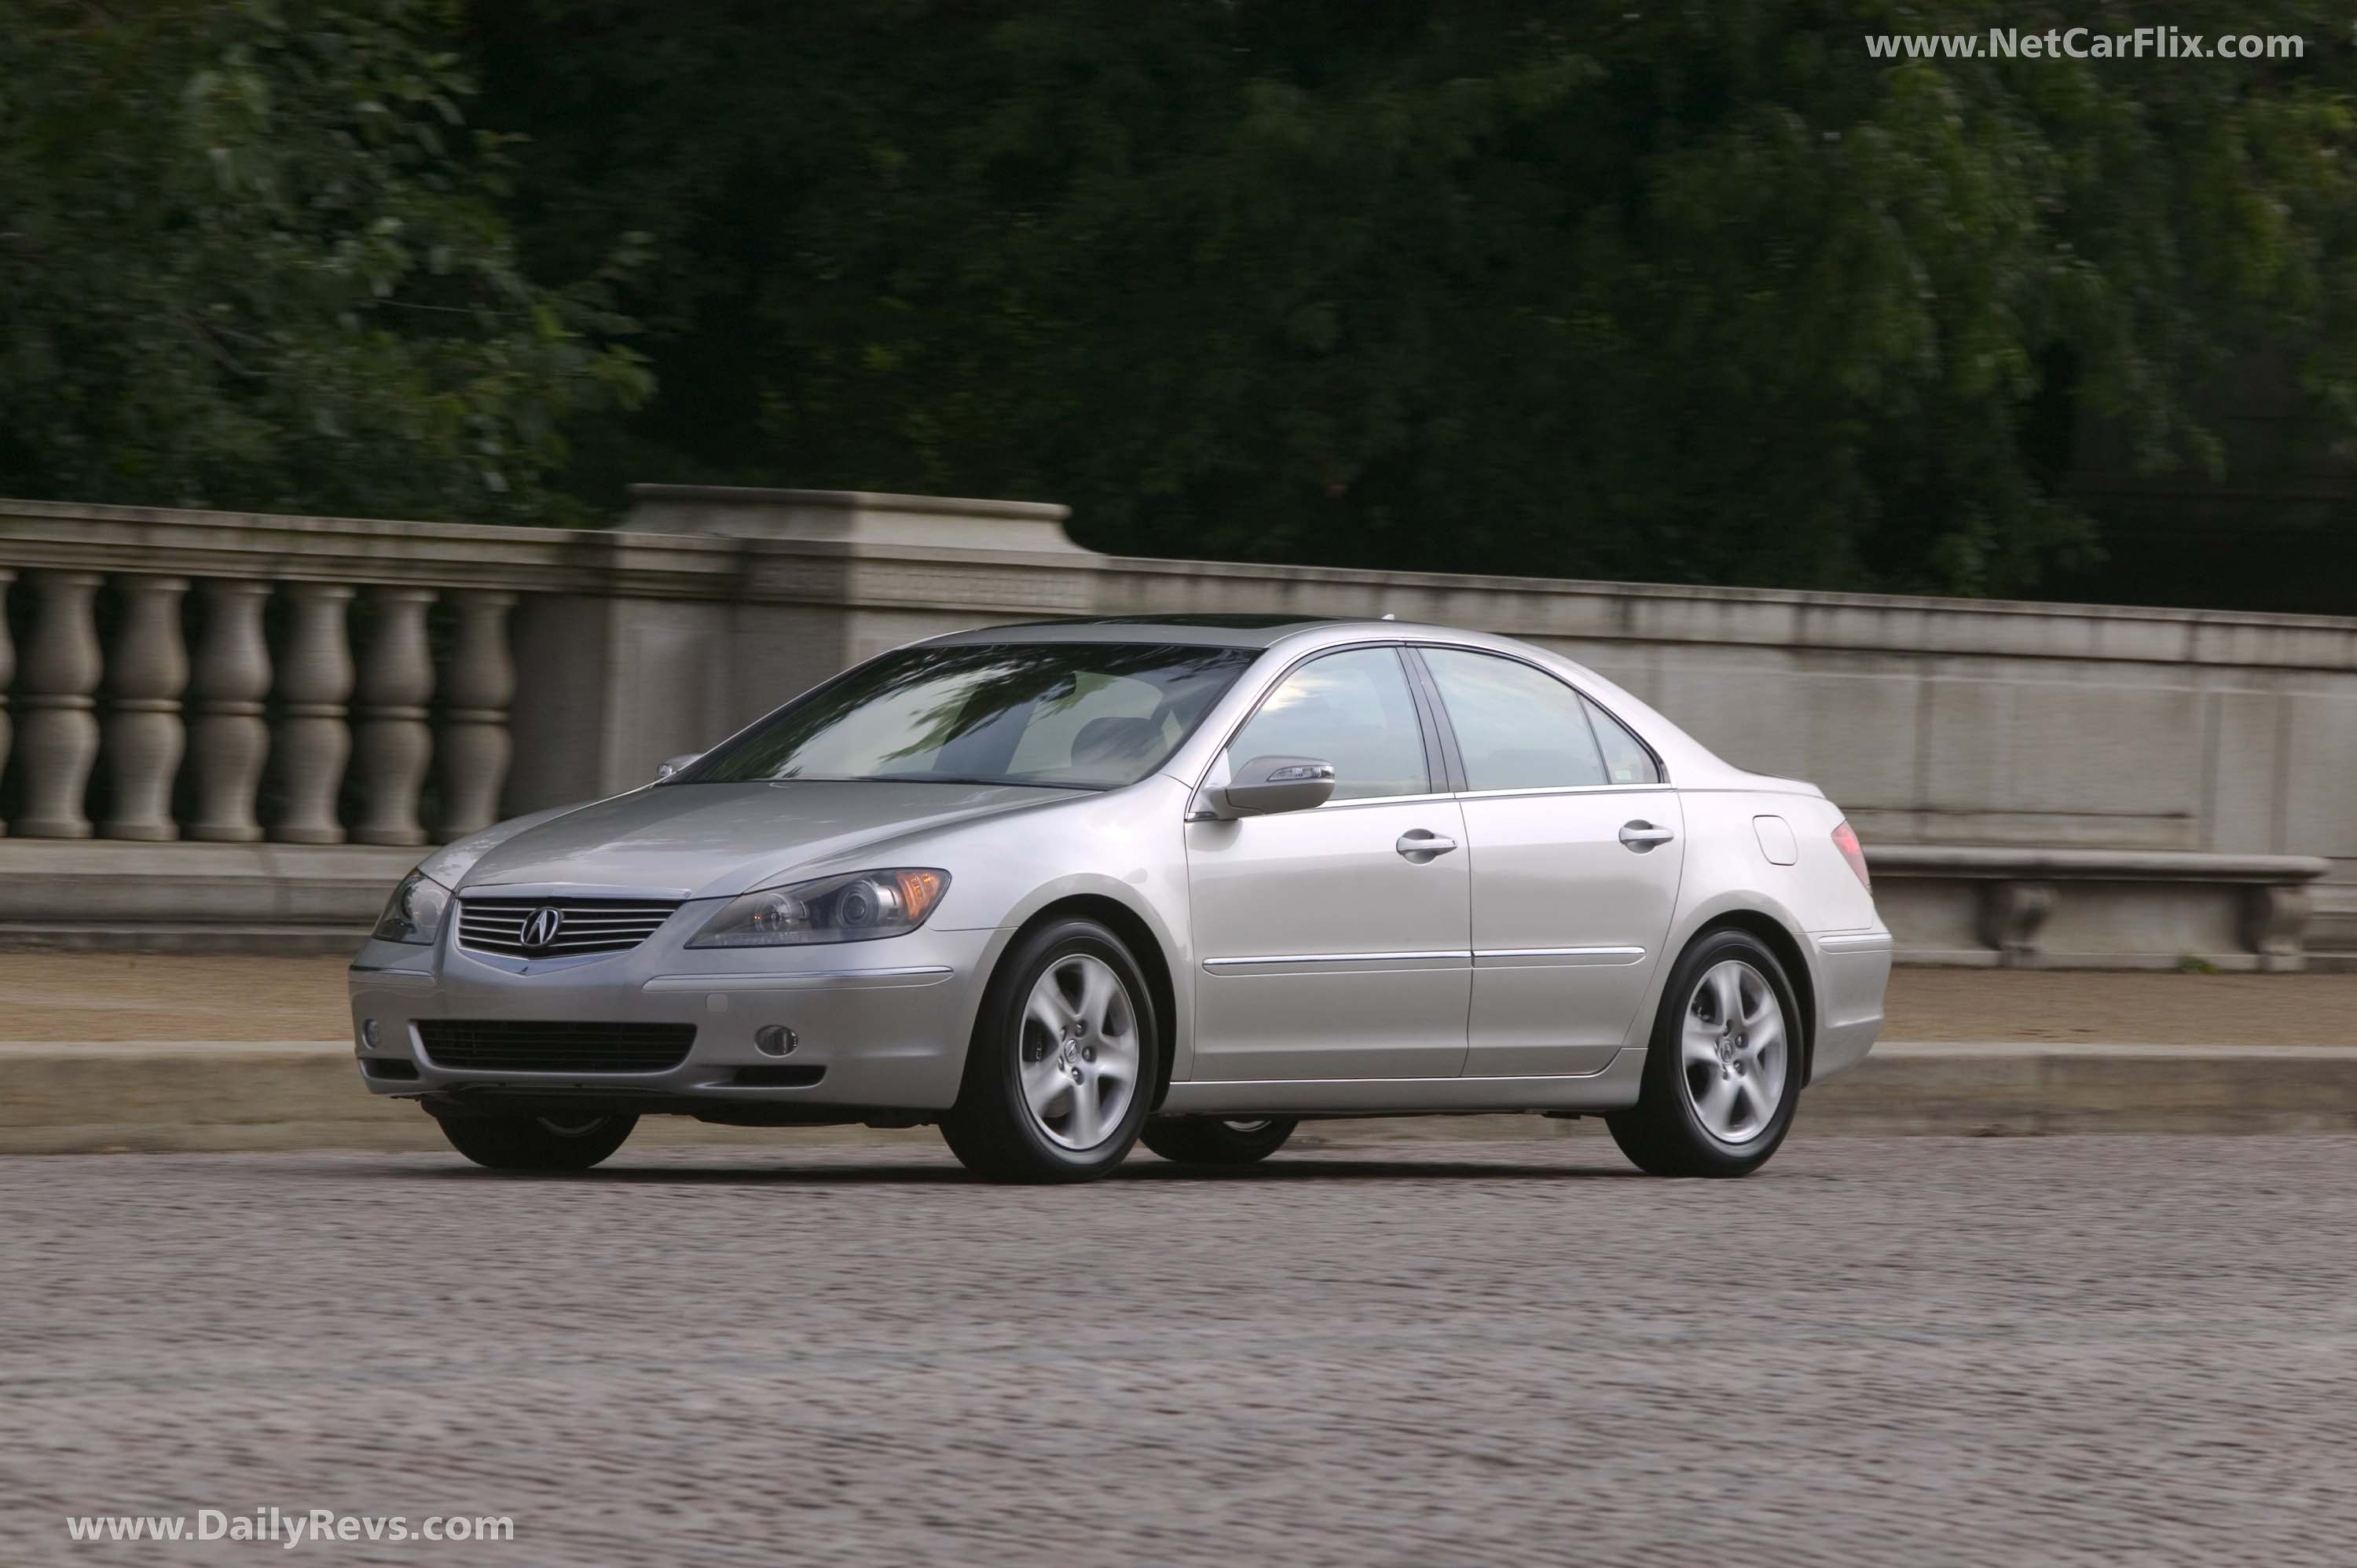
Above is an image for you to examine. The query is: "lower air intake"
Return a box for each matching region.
[416,1021,695,1074]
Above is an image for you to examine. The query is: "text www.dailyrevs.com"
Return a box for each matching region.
[65,1508,514,1548]
[1867,27,2305,60]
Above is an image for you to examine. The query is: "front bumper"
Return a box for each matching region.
[348,914,1003,1116]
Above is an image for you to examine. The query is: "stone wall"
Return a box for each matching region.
[2,489,2350,962]
[587,487,2357,951]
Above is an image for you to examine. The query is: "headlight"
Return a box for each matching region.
[687,868,950,948]
[372,870,453,946]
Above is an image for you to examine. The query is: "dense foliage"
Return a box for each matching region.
[0,0,647,522]
[10,2,2357,600]
[474,1,2357,599]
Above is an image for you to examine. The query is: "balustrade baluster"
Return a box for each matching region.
[271,582,354,844]
[100,574,189,841]
[186,580,273,842]
[436,589,516,837]
[0,568,14,837]
[14,570,104,838]
[352,587,437,846]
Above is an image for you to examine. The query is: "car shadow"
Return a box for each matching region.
[306,1154,1642,1186]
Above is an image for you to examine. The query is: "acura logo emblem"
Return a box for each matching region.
[521,906,565,951]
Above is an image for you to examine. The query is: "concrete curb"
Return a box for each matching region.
[4,1039,2356,1155]
[1790,1041,2357,1137]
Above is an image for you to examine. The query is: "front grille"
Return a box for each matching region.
[456,897,683,958]
[416,1020,697,1074]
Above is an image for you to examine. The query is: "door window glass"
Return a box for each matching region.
[1422,649,1608,791]
[1583,696,1662,785]
[1226,647,1430,800]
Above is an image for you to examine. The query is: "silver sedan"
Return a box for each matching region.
[350,616,1890,1181]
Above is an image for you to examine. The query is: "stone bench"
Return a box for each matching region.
[1866,846,2330,971]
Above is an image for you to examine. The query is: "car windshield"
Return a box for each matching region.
[680,642,1260,790]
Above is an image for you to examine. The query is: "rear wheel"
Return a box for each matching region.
[432,1108,637,1171]
[1141,1116,1299,1167]
[941,918,1159,1183]
[1607,929,1800,1178]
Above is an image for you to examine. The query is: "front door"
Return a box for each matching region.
[1186,646,1472,1081]
[1416,647,1686,1076]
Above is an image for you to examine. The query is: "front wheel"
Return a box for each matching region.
[1607,929,1801,1178]
[1141,1117,1298,1167]
[432,1108,638,1171]
[940,919,1160,1183]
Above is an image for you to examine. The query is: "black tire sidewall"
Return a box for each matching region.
[968,919,1160,1176]
[1640,930,1802,1174]
[1140,1116,1299,1166]
[433,1108,638,1171]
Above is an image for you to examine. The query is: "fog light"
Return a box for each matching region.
[754,1025,798,1057]
[360,1018,381,1050]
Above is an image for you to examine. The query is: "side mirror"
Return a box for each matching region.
[654,753,702,782]
[1219,754,1336,817]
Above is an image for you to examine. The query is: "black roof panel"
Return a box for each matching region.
[933,614,1369,650]
[1080,614,1347,629]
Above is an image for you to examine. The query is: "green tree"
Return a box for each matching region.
[0,0,649,522]
[479,1,2357,599]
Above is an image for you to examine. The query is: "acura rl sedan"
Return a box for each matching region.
[350,615,1890,1181]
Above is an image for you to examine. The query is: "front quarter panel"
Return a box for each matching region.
[911,775,1197,1079]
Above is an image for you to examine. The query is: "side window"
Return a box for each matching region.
[1583,695,1662,785]
[1422,649,1607,791]
[1226,647,1430,801]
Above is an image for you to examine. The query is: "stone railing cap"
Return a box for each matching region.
[622,483,1090,554]
[626,484,1071,522]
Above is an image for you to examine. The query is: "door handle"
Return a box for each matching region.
[1618,820,1675,852]
[1395,830,1458,863]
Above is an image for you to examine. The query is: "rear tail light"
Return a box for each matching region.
[1831,820,1871,892]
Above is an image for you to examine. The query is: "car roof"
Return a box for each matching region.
[885,617,1782,792]
[925,614,1366,649]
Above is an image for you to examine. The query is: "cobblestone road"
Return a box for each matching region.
[5,1134,2354,1565]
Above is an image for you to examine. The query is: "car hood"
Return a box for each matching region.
[456,781,1074,901]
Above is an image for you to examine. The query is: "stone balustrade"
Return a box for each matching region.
[0,511,532,851]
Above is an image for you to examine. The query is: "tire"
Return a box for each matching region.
[1607,928,1802,1178]
[431,1108,638,1172]
[1140,1117,1299,1167]
[941,918,1160,1183]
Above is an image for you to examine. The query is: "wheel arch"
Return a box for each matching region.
[985,894,1182,1112]
[1681,909,1820,1086]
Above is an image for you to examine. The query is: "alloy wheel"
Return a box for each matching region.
[1679,958,1787,1145]
[1018,954,1141,1151]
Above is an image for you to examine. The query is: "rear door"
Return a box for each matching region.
[1413,647,1685,1077]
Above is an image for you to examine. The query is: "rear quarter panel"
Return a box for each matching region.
[1640,786,1889,1080]
[1669,789,1874,940]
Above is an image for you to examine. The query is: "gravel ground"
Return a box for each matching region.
[5,951,2353,1046]
[5,1134,2354,1566]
